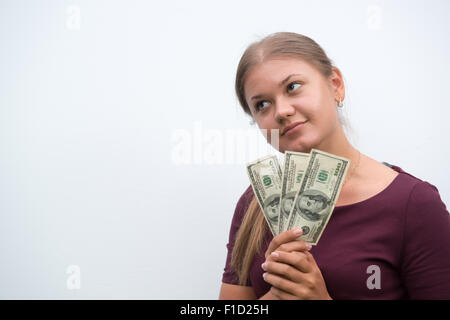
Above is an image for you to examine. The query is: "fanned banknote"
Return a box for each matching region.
[278,151,310,234]
[286,149,350,245]
[246,154,283,235]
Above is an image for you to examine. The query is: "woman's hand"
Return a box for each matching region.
[262,228,332,300]
[264,228,311,259]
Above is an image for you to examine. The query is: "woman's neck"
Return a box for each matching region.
[314,124,362,180]
[315,126,360,165]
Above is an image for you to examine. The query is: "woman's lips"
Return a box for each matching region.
[283,121,308,136]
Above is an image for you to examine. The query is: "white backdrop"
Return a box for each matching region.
[1,0,449,299]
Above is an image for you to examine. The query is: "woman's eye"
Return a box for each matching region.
[255,101,270,111]
[254,82,301,112]
[287,82,301,92]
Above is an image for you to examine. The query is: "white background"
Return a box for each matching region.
[1,0,449,299]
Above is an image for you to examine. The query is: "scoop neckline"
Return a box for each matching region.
[334,169,402,209]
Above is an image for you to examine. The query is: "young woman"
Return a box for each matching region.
[219,32,450,300]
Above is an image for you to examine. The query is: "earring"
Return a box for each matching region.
[337,98,344,108]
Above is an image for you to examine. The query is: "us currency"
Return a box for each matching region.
[246,154,283,236]
[278,151,310,234]
[286,149,350,245]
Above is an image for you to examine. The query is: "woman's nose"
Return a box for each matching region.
[274,99,296,122]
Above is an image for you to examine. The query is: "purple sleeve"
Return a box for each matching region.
[221,186,253,286]
[401,181,450,299]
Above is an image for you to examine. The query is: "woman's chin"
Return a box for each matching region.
[280,142,313,154]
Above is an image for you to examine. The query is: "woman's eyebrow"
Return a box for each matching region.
[250,73,303,100]
[279,73,303,87]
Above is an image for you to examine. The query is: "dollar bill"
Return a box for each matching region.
[286,149,350,245]
[278,151,310,234]
[246,154,283,235]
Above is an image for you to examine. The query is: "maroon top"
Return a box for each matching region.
[222,164,450,299]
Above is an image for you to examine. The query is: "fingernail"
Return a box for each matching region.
[270,251,279,258]
[293,228,303,236]
[261,262,267,270]
[306,243,312,250]
[262,272,267,279]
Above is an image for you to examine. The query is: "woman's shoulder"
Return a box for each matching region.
[363,155,424,195]
[340,154,446,209]
[380,160,448,214]
[387,162,441,197]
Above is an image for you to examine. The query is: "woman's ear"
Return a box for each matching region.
[329,67,345,100]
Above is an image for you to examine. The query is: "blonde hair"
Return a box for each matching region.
[230,195,268,285]
[231,32,347,285]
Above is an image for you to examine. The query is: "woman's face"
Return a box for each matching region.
[244,57,344,153]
